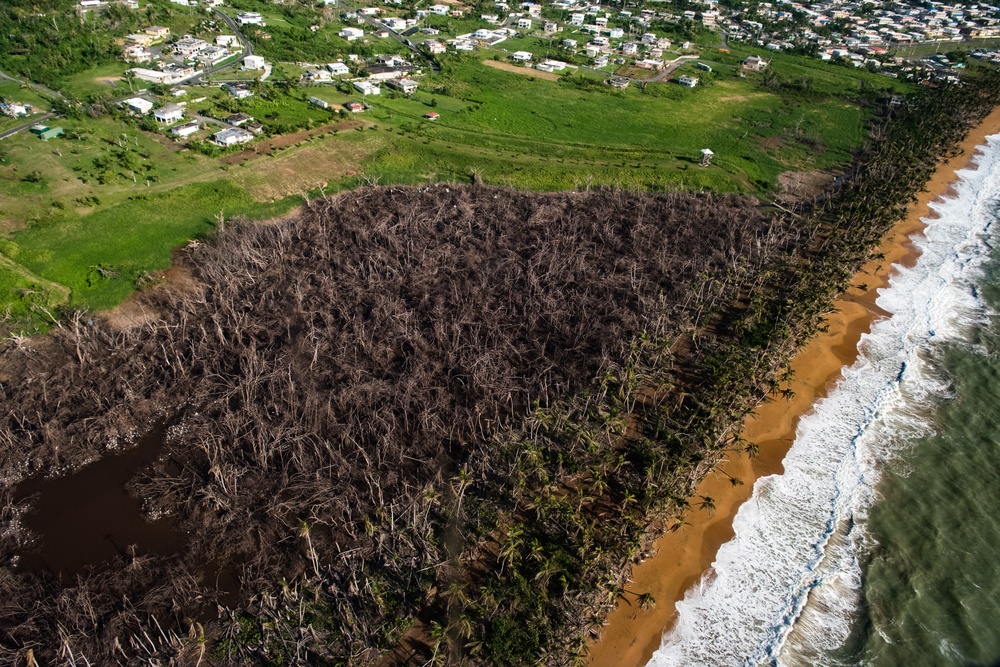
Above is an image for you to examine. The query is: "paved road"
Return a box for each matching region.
[0,113,57,140]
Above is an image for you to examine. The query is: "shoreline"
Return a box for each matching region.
[585,105,1000,667]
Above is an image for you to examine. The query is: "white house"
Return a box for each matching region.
[677,75,699,87]
[425,40,447,54]
[125,97,154,114]
[216,35,239,47]
[511,50,533,61]
[153,104,184,123]
[212,127,254,147]
[236,12,265,25]
[387,77,418,94]
[340,27,364,41]
[243,55,266,70]
[310,96,331,109]
[327,62,351,76]
[303,69,333,82]
[353,80,381,95]
[171,122,200,138]
[223,83,254,99]
[429,3,450,14]
[517,18,532,29]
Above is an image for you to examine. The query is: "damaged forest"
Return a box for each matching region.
[0,71,999,666]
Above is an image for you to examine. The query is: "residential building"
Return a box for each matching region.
[327,62,351,76]
[303,69,333,82]
[236,12,265,25]
[223,83,254,99]
[212,127,254,146]
[424,111,440,120]
[386,77,418,94]
[677,75,699,86]
[743,55,769,71]
[225,113,254,126]
[310,96,331,109]
[244,55,266,70]
[171,122,200,138]
[153,104,184,123]
[353,81,381,95]
[511,50,533,61]
[124,97,154,114]
[145,25,171,39]
[345,101,365,112]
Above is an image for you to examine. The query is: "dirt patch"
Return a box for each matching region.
[103,263,201,332]
[220,119,366,165]
[233,134,378,201]
[759,136,784,149]
[777,169,837,202]
[482,59,560,81]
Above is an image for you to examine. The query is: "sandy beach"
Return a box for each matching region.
[586,106,1000,667]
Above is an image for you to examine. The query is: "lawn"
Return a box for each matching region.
[7,180,295,314]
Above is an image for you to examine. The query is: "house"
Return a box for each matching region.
[130,66,194,84]
[236,12,265,25]
[212,128,254,147]
[353,81,381,95]
[593,54,609,67]
[244,55,266,70]
[153,104,184,124]
[622,41,638,55]
[517,18,532,29]
[224,83,254,99]
[424,111,440,120]
[145,25,171,40]
[537,59,568,72]
[563,38,578,48]
[196,47,232,65]
[173,37,210,58]
[125,33,157,47]
[345,101,365,112]
[387,77,418,94]
[677,75,699,87]
[429,4,450,14]
[244,121,264,135]
[607,76,630,89]
[302,69,333,82]
[511,50,533,62]
[340,27,364,41]
[171,122,200,138]
[122,43,152,61]
[743,55,769,70]
[225,113,254,126]
[543,21,559,33]
[310,96,331,109]
[636,58,663,69]
[216,35,239,47]
[425,40,447,54]
[327,62,351,76]
[124,97,154,114]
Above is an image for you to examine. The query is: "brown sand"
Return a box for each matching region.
[586,106,1000,667]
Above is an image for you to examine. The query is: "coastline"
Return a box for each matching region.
[585,105,1000,667]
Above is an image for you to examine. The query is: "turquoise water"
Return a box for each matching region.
[841,257,1000,666]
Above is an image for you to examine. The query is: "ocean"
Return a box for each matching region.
[647,132,1000,667]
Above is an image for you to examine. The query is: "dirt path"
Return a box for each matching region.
[482,59,560,81]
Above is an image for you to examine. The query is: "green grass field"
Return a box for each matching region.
[0,34,920,330]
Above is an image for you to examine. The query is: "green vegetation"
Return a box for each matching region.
[358,49,907,191]
[0,0,201,96]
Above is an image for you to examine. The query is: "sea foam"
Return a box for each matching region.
[647,134,1000,667]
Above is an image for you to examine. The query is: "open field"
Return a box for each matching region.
[0,34,917,331]
[482,59,562,80]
